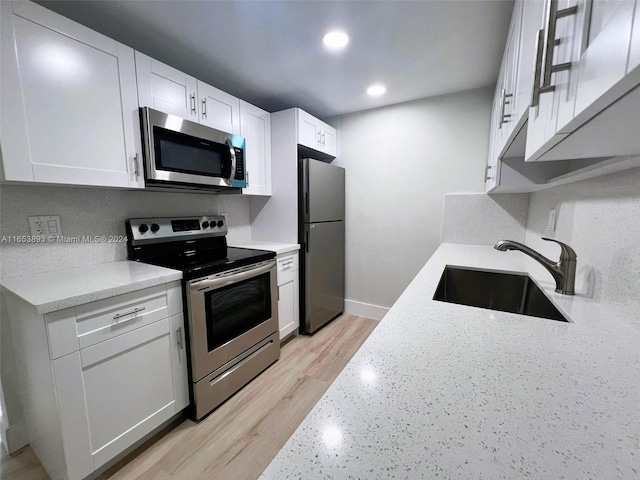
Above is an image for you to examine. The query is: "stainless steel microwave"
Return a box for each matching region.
[140,107,246,191]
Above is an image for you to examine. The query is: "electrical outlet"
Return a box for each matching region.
[28,215,62,236]
[546,208,557,232]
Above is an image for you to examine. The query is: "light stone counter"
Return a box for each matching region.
[230,241,300,255]
[1,261,182,314]
[261,243,640,479]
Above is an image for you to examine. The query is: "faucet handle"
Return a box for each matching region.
[541,237,577,261]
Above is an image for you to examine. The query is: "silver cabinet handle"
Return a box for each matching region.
[113,306,145,320]
[202,98,207,118]
[190,93,196,114]
[176,326,183,349]
[539,0,577,95]
[485,164,493,182]
[246,170,250,187]
[498,89,514,129]
[531,28,546,107]
[132,153,140,180]
[317,131,322,145]
[321,132,326,146]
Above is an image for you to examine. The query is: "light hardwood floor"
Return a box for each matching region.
[0,314,378,480]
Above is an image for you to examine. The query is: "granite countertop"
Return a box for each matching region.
[230,241,300,255]
[1,261,182,314]
[261,243,640,479]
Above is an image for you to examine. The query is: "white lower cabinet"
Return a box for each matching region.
[277,252,299,341]
[5,281,188,480]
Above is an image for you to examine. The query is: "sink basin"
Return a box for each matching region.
[433,266,568,322]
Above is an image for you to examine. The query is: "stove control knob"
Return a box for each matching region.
[138,224,149,234]
[217,220,224,228]
[150,223,160,233]
[202,221,209,229]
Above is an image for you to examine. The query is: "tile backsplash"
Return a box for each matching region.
[441,193,529,245]
[0,185,251,278]
[524,166,640,320]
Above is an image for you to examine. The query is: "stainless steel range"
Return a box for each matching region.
[126,215,279,420]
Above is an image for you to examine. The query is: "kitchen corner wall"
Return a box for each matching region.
[0,184,252,279]
[329,87,493,317]
[524,165,640,320]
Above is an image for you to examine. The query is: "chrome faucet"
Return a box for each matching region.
[494,237,577,295]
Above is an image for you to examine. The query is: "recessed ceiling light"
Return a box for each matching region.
[323,31,349,50]
[367,84,386,96]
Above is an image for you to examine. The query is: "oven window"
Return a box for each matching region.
[153,126,230,178]
[205,272,272,352]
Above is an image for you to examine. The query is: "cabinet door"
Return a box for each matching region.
[240,101,272,196]
[629,0,640,72]
[169,313,189,412]
[525,0,578,161]
[514,0,547,125]
[79,319,178,469]
[0,1,142,188]
[496,0,522,145]
[135,51,198,122]
[197,81,240,134]
[485,81,503,192]
[573,0,636,119]
[277,269,299,340]
[297,109,322,150]
[320,123,337,157]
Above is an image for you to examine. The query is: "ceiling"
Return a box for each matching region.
[36,0,514,120]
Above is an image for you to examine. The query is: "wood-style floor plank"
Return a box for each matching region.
[0,314,378,480]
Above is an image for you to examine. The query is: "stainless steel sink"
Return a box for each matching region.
[433,266,568,322]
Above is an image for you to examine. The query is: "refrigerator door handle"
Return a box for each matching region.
[305,192,309,216]
[305,230,309,253]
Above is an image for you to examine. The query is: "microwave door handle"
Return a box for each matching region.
[226,138,237,185]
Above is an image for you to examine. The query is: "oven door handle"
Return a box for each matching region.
[189,260,275,292]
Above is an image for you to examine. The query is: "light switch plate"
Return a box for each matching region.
[28,215,62,236]
[546,208,557,231]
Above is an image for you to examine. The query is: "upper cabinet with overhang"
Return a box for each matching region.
[297,109,337,157]
[0,1,143,188]
[135,52,240,135]
[486,0,640,193]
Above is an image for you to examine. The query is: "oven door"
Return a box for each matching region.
[187,259,278,382]
[141,107,246,188]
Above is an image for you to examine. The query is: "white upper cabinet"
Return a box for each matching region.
[240,101,272,196]
[198,81,241,135]
[526,0,640,162]
[629,0,640,72]
[135,54,240,135]
[573,0,636,119]
[0,1,143,188]
[296,109,337,157]
[135,51,198,122]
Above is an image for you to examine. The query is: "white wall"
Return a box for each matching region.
[524,166,640,321]
[329,87,493,312]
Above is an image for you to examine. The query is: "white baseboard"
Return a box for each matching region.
[2,420,29,454]
[344,299,388,321]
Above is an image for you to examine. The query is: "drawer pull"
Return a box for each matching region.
[113,307,146,320]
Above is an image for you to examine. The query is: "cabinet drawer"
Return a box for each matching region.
[75,284,169,349]
[277,253,298,279]
[46,281,182,358]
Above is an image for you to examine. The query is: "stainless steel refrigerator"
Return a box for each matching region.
[299,158,345,334]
